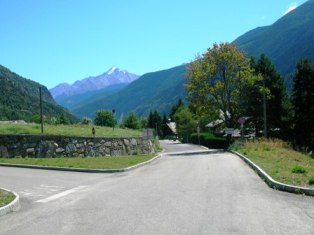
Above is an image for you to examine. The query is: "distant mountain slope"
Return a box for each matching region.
[50,67,139,99]
[59,83,128,110]
[50,67,139,110]
[0,65,76,122]
[234,0,314,89]
[72,65,187,118]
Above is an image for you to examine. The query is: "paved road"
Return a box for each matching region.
[0,140,313,234]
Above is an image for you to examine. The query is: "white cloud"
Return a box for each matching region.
[283,2,298,15]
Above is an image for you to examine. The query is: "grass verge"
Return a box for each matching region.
[0,123,141,137]
[231,139,314,188]
[0,190,15,208]
[0,155,156,170]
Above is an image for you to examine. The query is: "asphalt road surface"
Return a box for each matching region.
[0,140,313,234]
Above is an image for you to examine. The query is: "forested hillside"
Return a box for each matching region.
[234,0,314,90]
[0,65,76,122]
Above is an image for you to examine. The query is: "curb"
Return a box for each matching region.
[0,188,20,217]
[232,151,314,197]
[0,154,162,174]
[164,149,225,156]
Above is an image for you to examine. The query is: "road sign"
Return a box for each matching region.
[238,117,246,125]
[225,128,234,135]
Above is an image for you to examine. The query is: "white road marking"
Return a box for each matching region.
[20,185,66,198]
[36,186,87,203]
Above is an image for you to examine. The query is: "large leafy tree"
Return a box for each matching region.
[292,59,314,150]
[186,42,258,128]
[94,110,116,127]
[245,54,292,137]
[122,112,141,129]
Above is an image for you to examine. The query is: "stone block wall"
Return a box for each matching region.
[0,135,155,158]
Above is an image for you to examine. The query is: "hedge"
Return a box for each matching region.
[191,132,228,149]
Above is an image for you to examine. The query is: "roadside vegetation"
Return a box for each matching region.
[0,155,155,170]
[0,123,141,137]
[231,139,314,188]
[0,189,15,208]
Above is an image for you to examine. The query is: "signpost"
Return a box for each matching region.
[238,117,246,140]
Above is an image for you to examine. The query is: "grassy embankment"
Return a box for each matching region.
[0,155,155,169]
[231,139,314,188]
[0,190,15,208]
[0,123,141,137]
[0,123,157,169]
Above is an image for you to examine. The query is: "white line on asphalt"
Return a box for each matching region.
[36,186,87,203]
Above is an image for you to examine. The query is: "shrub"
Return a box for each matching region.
[291,166,307,174]
[191,132,228,149]
[309,177,314,185]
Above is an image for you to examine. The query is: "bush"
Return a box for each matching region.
[309,177,314,185]
[191,132,228,149]
[291,166,307,174]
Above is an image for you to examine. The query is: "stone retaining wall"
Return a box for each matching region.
[0,135,154,158]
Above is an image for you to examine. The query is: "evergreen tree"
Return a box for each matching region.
[147,110,163,137]
[292,59,314,151]
[245,54,292,137]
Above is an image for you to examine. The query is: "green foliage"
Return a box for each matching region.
[173,107,197,143]
[186,42,259,128]
[94,110,116,127]
[55,113,70,125]
[147,110,163,137]
[122,112,141,129]
[191,132,227,149]
[80,117,92,125]
[0,64,77,123]
[291,166,307,174]
[309,177,314,185]
[292,59,314,151]
[244,54,292,138]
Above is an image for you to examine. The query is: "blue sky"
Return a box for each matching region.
[0,0,307,88]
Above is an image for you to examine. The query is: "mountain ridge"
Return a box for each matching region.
[50,67,139,98]
[0,64,76,122]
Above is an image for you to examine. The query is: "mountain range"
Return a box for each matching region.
[50,67,139,109]
[54,0,314,119]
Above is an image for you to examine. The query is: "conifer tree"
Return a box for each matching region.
[292,59,314,150]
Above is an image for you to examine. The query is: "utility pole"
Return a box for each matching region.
[39,86,44,134]
[263,76,267,138]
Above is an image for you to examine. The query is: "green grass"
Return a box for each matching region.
[0,155,155,169]
[0,123,141,137]
[231,139,314,188]
[0,190,15,208]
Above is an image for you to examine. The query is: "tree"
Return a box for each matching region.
[245,54,292,137]
[123,112,141,129]
[169,99,184,120]
[147,110,163,137]
[94,110,116,127]
[173,107,197,143]
[186,42,258,128]
[292,59,314,151]
[56,113,70,125]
